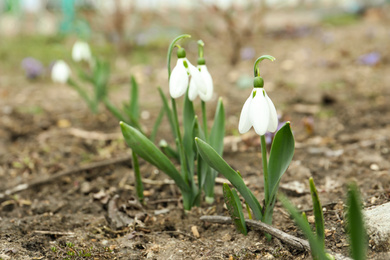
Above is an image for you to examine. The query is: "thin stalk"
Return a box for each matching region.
[260,135,269,203]
[201,101,208,140]
[132,150,144,204]
[171,98,189,183]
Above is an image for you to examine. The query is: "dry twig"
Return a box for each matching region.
[200,215,352,260]
[0,154,132,199]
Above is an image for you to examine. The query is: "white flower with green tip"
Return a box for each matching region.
[238,82,278,136]
[51,60,71,84]
[169,48,206,99]
[72,41,92,63]
[189,64,213,102]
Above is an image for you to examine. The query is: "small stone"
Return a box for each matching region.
[263,253,275,259]
[365,202,390,249]
[191,226,200,238]
[307,215,315,223]
[370,163,379,171]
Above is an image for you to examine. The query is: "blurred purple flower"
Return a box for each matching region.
[357,52,381,66]
[21,57,44,79]
[265,120,286,145]
[240,47,255,61]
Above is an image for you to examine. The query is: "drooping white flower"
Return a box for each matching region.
[72,41,92,63]
[238,88,278,136]
[51,60,71,84]
[188,64,213,102]
[169,58,206,99]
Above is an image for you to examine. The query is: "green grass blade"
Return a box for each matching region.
[120,122,190,193]
[129,76,139,123]
[103,97,127,123]
[223,183,247,235]
[310,177,325,249]
[182,92,195,175]
[279,194,329,260]
[195,137,263,220]
[157,87,176,140]
[347,184,367,260]
[209,97,225,155]
[150,107,165,143]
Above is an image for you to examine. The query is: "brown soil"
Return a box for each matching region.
[1,15,390,260]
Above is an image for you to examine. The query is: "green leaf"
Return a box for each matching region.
[209,97,225,155]
[93,59,110,102]
[223,183,247,235]
[103,97,127,123]
[129,76,139,123]
[158,87,176,140]
[347,184,367,260]
[67,78,94,112]
[268,122,295,203]
[310,178,325,250]
[195,137,263,220]
[150,108,165,143]
[120,122,189,193]
[182,92,195,175]
[279,194,329,260]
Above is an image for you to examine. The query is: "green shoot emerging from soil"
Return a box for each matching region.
[196,56,295,234]
[120,34,225,210]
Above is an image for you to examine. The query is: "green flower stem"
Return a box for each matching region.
[198,40,204,59]
[201,101,208,140]
[171,98,189,183]
[167,34,191,79]
[260,135,269,204]
[253,55,276,77]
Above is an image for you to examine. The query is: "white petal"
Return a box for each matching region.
[169,59,189,98]
[250,89,269,136]
[188,61,207,95]
[188,78,198,101]
[72,41,92,62]
[199,65,213,101]
[51,60,71,84]
[238,92,253,134]
[265,91,278,133]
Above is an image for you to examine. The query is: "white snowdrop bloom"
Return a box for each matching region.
[169,56,206,99]
[72,41,92,62]
[189,64,213,102]
[238,88,278,136]
[169,58,190,99]
[51,60,71,84]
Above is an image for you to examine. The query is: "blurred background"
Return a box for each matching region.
[0,0,389,137]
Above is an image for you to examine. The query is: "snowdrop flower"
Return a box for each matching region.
[51,60,71,84]
[188,64,213,102]
[72,41,92,63]
[238,77,278,136]
[169,48,206,99]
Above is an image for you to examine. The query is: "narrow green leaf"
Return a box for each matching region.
[223,184,247,235]
[279,194,329,260]
[67,78,94,112]
[209,97,225,155]
[157,87,176,140]
[150,108,165,143]
[310,178,325,249]
[103,97,127,123]
[204,99,225,201]
[182,92,195,175]
[132,151,144,204]
[195,138,263,220]
[129,76,139,123]
[120,122,189,193]
[268,122,295,202]
[159,139,179,162]
[347,184,367,260]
